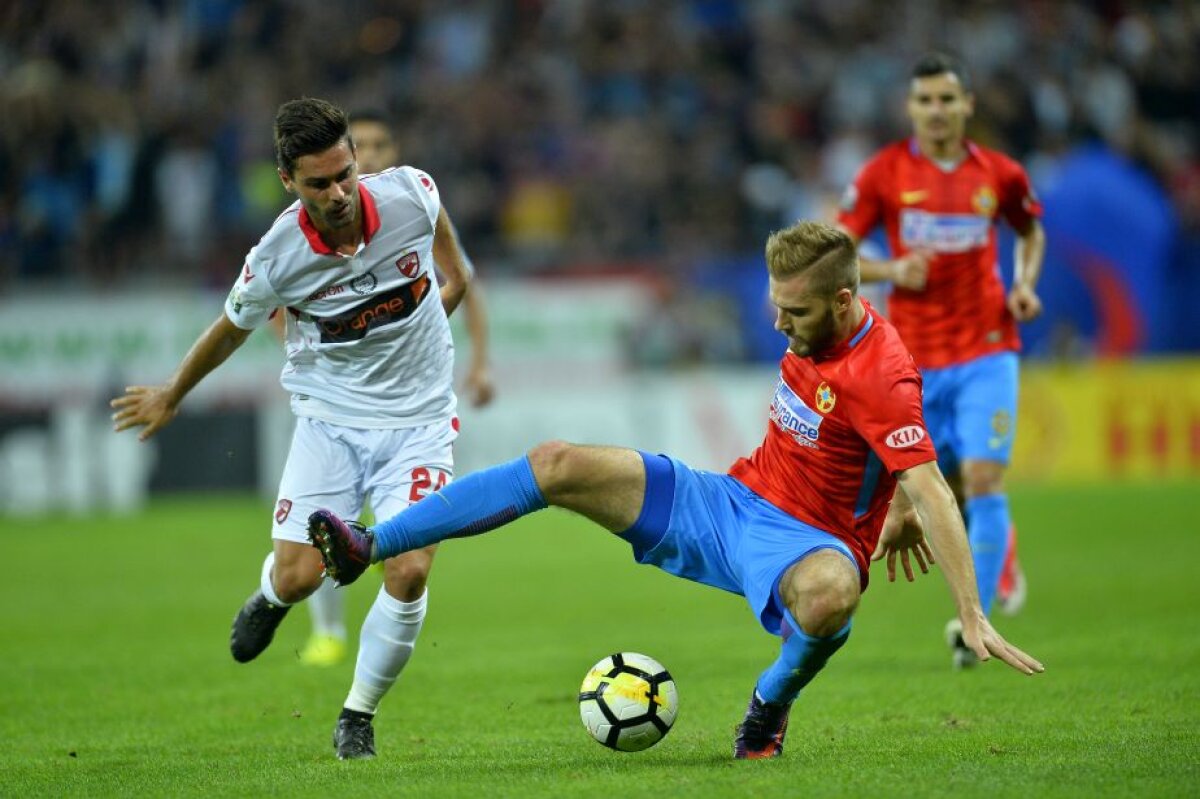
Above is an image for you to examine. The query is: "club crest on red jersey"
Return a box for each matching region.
[971,186,998,217]
[815,382,836,413]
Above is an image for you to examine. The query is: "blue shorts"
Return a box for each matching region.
[618,453,858,637]
[920,352,1018,474]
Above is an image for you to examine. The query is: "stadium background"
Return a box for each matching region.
[2,0,1197,511]
[2,3,1199,795]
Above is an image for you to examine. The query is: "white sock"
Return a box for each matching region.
[259,551,291,607]
[307,578,346,639]
[344,586,428,714]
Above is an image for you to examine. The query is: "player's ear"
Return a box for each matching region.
[278,168,295,194]
[833,287,854,313]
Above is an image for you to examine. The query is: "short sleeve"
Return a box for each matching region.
[836,156,886,240]
[224,245,282,330]
[997,157,1042,234]
[396,166,441,231]
[846,369,938,475]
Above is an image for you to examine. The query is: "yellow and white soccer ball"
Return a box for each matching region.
[578,652,678,751]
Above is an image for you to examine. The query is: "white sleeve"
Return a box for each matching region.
[396,166,441,231]
[224,245,282,330]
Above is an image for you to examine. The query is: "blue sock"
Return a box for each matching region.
[966,493,1010,614]
[371,456,547,559]
[755,618,851,706]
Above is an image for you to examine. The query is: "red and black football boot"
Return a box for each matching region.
[733,689,791,759]
[307,509,374,586]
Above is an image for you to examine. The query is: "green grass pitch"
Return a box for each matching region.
[2,482,1197,797]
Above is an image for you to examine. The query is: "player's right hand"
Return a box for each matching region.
[110,385,179,441]
[891,250,931,291]
[871,507,935,582]
[960,612,1045,676]
[465,364,496,408]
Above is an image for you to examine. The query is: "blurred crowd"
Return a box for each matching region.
[2,0,1197,291]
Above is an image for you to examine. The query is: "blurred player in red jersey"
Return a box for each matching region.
[306,221,1043,761]
[297,110,497,669]
[837,53,1045,667]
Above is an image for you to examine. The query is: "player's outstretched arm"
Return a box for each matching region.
[461,281,495,407]
[896,462,1045,675]
[110,312,252,441]
[432,207,472,317]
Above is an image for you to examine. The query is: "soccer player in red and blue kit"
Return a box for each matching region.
[837,52,1046,668]
[306,221,1043,760]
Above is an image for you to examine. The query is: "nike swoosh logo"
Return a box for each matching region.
[242,263,255,283]
[900,190,928,204]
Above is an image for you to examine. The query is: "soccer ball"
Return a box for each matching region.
[578,652,678,752]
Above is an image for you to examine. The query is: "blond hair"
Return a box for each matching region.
[765,221,859,298]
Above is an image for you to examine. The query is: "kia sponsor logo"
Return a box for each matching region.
[885,425,926,448]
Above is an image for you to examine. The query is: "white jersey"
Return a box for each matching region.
[225,166,456,429]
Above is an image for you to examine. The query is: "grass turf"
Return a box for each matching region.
[2,482,1197,797]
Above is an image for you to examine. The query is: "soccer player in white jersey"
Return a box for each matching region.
[111,97,473,760]
[298,110,497,669]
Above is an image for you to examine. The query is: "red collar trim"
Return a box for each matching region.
[359,182,380,244]
[296,183,381,255]
[907,137,981,166]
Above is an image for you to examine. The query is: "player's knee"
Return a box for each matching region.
[782,554,860,637]
[383,548,435,601]
[528,439,580,496]
[794,585,859,637]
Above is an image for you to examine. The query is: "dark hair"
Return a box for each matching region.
[273,97,350,175]
[765,221,859,298]
[911,51,971,92]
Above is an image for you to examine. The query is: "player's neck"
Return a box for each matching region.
[835,298,866,342]
[916,135,966,164]
[315,214,365,256]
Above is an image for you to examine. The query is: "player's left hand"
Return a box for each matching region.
[110,384,179,441]
[960,612,1045,675]
[871,507,935,582]
[464,364,496,408]
[1007,284,1043,322]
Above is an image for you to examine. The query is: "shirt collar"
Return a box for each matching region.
[296,182,381,256]
[907,136,982,166]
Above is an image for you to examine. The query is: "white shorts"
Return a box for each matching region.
[271,416,457,544]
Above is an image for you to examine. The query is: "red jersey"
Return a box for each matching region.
[837,138,1042,369]
[729,301,937,583]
